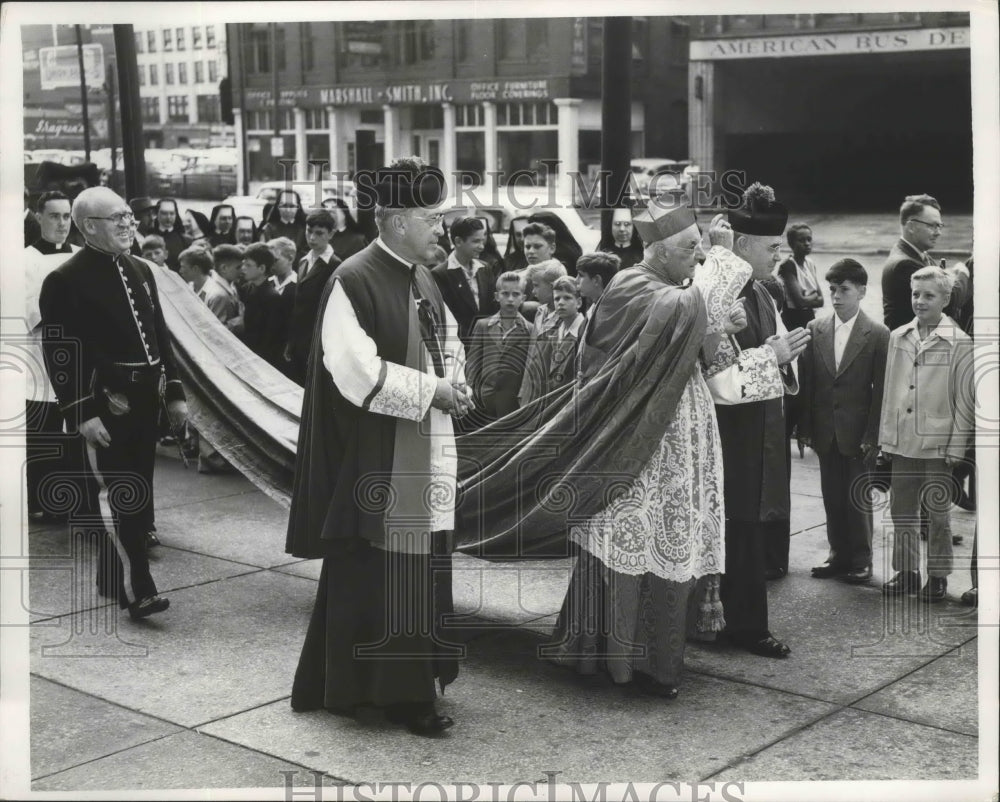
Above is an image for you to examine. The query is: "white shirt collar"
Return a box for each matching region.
[307,244,335,267]
[447,251,482,276]
[271,273,297,290]
[557,313,585,339]
[210,270,238,297]
[900,314,959,346]
[834,310,860,332]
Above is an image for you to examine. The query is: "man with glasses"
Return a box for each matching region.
[882,194,945,331]
[286,158,470,736]
[39,187,188,621]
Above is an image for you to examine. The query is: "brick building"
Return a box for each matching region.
[133,23,232,148]
[226,18,690,197]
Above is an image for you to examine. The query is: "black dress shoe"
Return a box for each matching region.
[840,565,873,584]
[145,531,161,548]
[726,632,791,658]
[630,672,679,699]
[960,588,978,607]
[764,567,787,581]
[128,595,170,620]
[811,563,848,579]
[738,634,791,658]
[385,705,454,736]
[882,571,921,596]
[918,576,947,603]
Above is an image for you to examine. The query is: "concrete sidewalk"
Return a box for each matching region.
[22,448,982,793]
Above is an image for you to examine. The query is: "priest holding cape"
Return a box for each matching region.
[455,190,786,698]
[286,158,472,737]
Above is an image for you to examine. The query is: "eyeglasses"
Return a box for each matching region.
[909,218,945,232]
[88,212,136,227]
[411,213,444,226]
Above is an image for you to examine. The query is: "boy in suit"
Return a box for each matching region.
[284,209,341,384]
[431,216,498,346]
[798,259,889,584]
[466,271,532,422]
[878,266,974,602]
[240,243,287,370]
[576,251,620,317]
[519,276,584,405]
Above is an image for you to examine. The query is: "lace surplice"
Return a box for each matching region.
[569,247,751,582]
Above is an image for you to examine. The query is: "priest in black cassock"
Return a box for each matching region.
[286,158,473,737]
[702,183,811,658]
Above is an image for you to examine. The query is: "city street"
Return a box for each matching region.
[22,447,980,791]
[17,210,984,793]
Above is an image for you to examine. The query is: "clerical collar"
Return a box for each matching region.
[375,237,415,269]
[84,242,128,259]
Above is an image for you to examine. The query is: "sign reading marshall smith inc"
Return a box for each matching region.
[243,78,566,110]
[690,27,969,60]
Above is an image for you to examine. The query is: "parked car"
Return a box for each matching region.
[224,178,357,224]
[438,185,601,254]
[630,158,694,200]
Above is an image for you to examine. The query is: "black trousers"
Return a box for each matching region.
[25,400,65,515]
[89,384,160,607]
[291,533,460,712]
[817,440,873,570]
[721,520,769,639]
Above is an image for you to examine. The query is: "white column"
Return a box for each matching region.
[383,104,399,164]
[294,107,308,181]
[553,97,582,203]
[689,60,715,178]
[234,108,245,193]
[483,101,497,182]
[326,106,341,175]
[441,101,456,182]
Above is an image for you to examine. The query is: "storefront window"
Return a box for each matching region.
[306,133,330,165]
[456,131,485,186]
[306,109,327,129]
[497,131,558,185]
[455,104,484,128]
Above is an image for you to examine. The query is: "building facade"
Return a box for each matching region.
[226,18,690,198]
[687,12,973,211]
[133,23,232,148]
[22,24,114,151]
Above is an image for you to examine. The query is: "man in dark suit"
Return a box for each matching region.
[881,194,942,331]
[798,259,889,584]
[284,209,341,384]
[39,187,187,621]
[431,217,499,346]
